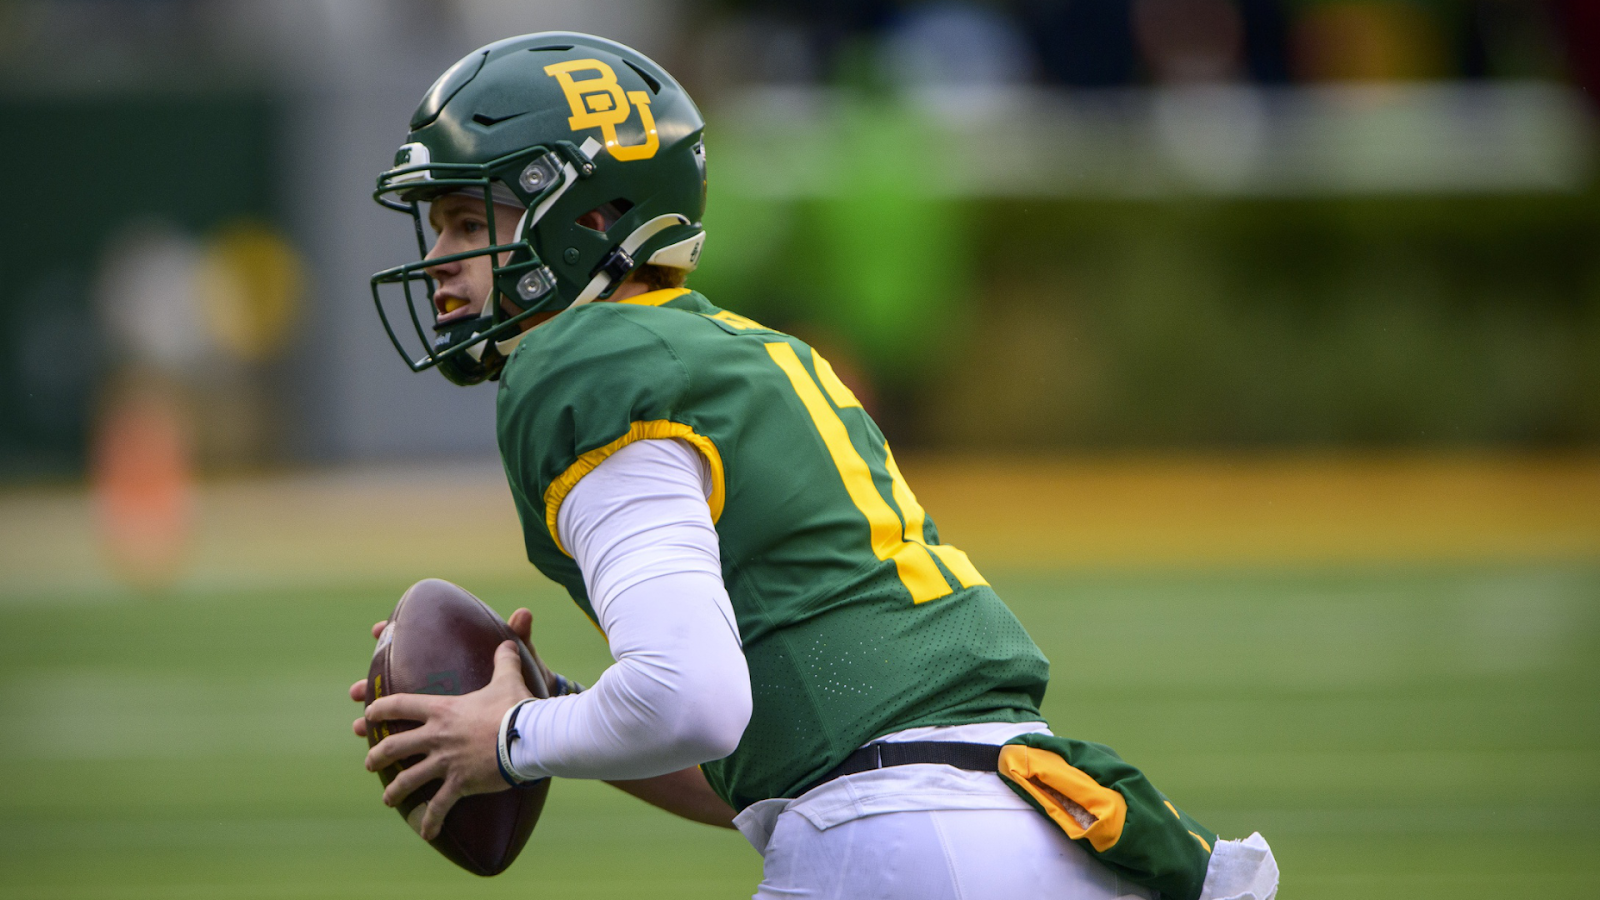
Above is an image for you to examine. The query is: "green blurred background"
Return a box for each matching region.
[1,0,1597,897]
[4,564,1596,898]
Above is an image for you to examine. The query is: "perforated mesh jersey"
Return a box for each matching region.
[496,289,1050,811]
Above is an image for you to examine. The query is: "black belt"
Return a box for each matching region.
[799,741,1001,796]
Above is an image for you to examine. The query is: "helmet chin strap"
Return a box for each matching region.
[569,214,691,309]
[492,213,690,357]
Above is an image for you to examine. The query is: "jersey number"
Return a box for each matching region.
[765,341,987,604]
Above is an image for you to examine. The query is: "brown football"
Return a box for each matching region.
[365,578,551,876]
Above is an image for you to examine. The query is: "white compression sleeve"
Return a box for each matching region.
[505,438,751,781]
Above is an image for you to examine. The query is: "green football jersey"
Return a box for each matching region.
[496,288,1050,811]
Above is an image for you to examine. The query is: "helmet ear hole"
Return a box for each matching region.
[575,199,635,233]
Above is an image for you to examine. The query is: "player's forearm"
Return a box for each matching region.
[606,765,738,828]
[502,571,751,781]
[499,438,748,781]
[504,439,750,782]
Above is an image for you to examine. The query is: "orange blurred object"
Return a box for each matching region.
[91,382,195,591]
[1293,1,1446,82]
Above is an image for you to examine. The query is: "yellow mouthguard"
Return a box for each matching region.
[442,298,467,314]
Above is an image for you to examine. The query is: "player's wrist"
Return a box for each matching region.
[496,698,546,787]
[550,672,585,696]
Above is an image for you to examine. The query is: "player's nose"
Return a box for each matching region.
[422,242,458,277]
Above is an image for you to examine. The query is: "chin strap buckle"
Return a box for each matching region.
[568,214,690,310]
[592,244,636,286]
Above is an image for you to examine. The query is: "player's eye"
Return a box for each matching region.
[460,219,486,237]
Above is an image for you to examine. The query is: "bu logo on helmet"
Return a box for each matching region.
[544,59,660,162]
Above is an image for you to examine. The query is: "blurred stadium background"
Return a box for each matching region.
[1,0,1597,897]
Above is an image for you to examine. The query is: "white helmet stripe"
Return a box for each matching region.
[529,138,600,227]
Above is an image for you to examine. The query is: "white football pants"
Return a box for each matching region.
[752,804,1155,900]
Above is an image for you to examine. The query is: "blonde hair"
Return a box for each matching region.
[631,264,687,292]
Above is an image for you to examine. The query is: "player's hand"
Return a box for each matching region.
[505,607,565,697]
[350,618,391,739]
[349,608,560,739]
[363,640,534,840]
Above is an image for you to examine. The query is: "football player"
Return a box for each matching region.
[349,33,1278,900]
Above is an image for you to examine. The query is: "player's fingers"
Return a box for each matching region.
[365,692,438,723]
[420,776,463,841]
[352,716,369,738]
[371,619,388,641]
[366,726,432,773]
[349,678,368,703]
[489,641,528,691]
[382,755,442,808]
[508,608,533,646]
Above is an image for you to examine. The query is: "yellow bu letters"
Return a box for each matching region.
[543,59,660,161]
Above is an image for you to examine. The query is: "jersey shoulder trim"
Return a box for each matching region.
[542,419,726,556]
[615,287,692,307]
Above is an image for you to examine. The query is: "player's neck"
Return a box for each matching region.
[604,280,653,304]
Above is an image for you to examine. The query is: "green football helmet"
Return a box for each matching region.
[370,32,707,385]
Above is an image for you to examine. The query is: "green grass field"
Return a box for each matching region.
[2,562,1596,899]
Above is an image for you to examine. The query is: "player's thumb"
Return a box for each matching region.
[490,640,531,696]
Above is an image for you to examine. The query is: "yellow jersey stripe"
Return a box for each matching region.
[809,352,863,410]
[882,445,988,589]
[616,287,691,307]
[766,342,950,604]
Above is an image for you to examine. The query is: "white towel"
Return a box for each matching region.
[1198,832,1280,900]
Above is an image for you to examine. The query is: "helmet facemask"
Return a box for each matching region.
[369,140,597,385]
